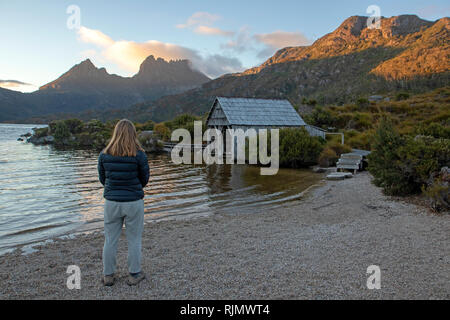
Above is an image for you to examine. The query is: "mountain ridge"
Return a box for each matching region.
[0,56,210,122]
[113,14,449,123]
[2,14,449,123]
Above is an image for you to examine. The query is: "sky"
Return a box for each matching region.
[0,0,449,92]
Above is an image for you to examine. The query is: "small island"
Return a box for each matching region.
[26,118,163,153]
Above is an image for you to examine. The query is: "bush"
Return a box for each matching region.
[347,130,373,150]
[53,121,70,142]
[278,128,325,168]
[135,120,155,132]
[396,92,410,101]
[138,131,163,153]
[397,136,450,188]
[318,147,338,167]
[327,141,352,156]
[33,127,49,138]
[416,123,450,139]
[334,113,354,129]
[154,123,171,141]
[64,119,84,134]
[301,98,318,106]
[368,119,412,195]
[423,167,449,213]
[304,107,334,128]
[356,98,369,108]
[77,132,94,147]
[85,120,105,133]
[369,119,450,196]
[346,112,373,130]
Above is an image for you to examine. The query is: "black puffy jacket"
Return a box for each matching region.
[98,150,150,202]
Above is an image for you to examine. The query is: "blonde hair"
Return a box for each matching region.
[104,119,144,157]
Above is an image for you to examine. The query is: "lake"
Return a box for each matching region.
[0,124,324,254]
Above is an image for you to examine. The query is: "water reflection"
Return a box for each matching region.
[0,124,324,254]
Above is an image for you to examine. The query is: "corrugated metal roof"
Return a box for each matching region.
[215,97,306,126]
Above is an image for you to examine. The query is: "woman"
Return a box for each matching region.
[98,119,150,286]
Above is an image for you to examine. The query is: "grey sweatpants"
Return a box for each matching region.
[103,199,144,276]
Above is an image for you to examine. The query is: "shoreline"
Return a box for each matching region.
[0,172,449,299]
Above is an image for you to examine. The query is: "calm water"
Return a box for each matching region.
[0,124,323,254]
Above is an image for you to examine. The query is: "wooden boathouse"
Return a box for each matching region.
[205,97,326,138]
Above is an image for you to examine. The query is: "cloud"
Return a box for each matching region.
[177,12,234,37]
[417,5,450,19]
[176,12,220,29]
[254,31,311,59]
[201,55,244,77]
[77,26,244,78]
[0,80,37,93]
[0,80,30,86]
[254,30,311,49]
[194,25,234,37]
[222,26,254,53]
[223,28,312,62]
[78,27,114,47]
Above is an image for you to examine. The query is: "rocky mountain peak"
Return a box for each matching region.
[134,55,209,86]
[380,14,433,37]
[331,14,433,39]
[138,56,191,74]
[334,15,368,37]
[39,59,109,90]
[71,59,98,73]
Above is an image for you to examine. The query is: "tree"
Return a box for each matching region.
[368,118,410,195]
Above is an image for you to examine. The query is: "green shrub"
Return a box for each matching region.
[318,147,338,167]
[396,92,410,101]
[301,98,317,106]
[64,119,84,134]
[368,119,412,195]
[416,123,450,139]
[85,120,105,133]
[423,170,449,213]
[334,113,353,128]
[369,119,450,196]
[165,114,202,137]
[347,130,373,150]
[135,120,155,132]
[53,121,70,142]
[346,112,373,130]
[327,141,352,156]
[76,132,94,147]
[154,123,171,141]
[33,127,49,138]
[278,128,325,168]
[356,98,369,108]
[304,107,334,128]
[397,136,449,187]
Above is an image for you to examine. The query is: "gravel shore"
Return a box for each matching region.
[1,172,449,299]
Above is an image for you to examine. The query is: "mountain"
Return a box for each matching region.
[0,56,210,122]
[5,14,449,124]
[39,59,126,92]
[0,87,35,121]
[108,15,449,123]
